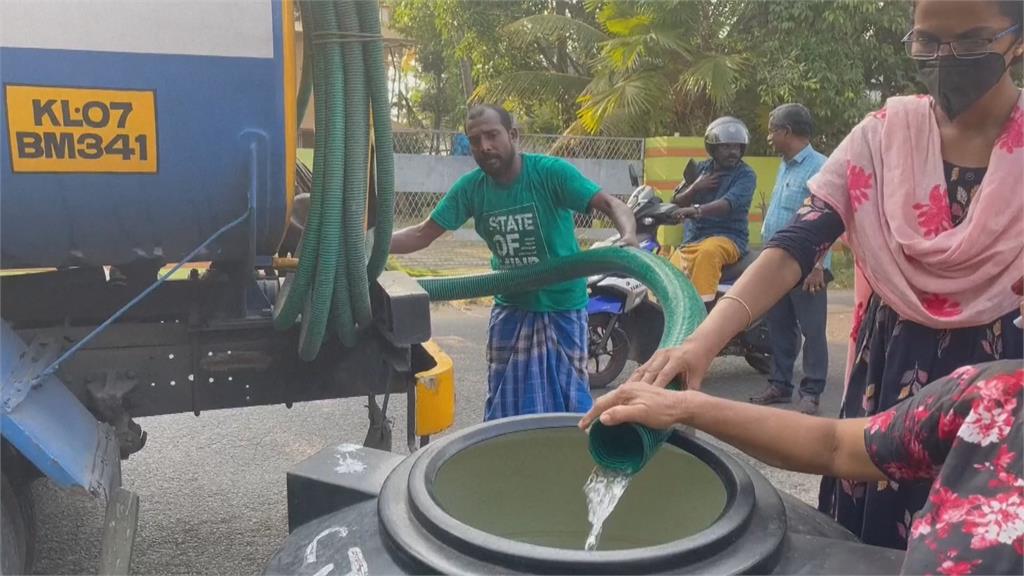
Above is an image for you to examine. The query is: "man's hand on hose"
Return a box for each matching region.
[614,232,640,248]
[589,192,637,249]
[628,338,716,391]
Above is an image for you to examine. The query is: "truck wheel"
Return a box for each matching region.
[0,474,27,575]
[587,313,629,390]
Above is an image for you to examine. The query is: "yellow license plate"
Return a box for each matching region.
[5,85,157,173]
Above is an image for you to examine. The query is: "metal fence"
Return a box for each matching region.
[391,190,626,232]
[388,129,643,272]
[390,130,642,227]
[392,129,644,161]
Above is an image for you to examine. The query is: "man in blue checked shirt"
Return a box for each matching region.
[750,104,831,415]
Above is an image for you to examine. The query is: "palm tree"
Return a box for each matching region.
[470,7,605,131]
[473,0,748,137]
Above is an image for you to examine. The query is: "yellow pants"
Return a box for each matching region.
[668,237,741,301]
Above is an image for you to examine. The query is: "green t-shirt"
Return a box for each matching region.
[430,154,601,312]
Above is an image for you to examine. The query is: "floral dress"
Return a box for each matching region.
[865,360,1023,575]
[767,163,1024,549]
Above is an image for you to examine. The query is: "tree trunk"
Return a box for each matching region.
[460,58,475,101]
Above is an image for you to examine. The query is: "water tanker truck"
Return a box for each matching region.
[1,1,451,572]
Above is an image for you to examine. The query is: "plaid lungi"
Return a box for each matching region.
[485,305,592,421]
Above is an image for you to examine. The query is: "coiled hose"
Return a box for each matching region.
[334,0,371,345]
[356,0,395,283]
[278,1,705,476]
[274,0,388,357]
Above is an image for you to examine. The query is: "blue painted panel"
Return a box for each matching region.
[0,323,118,496]
[640,238,660,252]
[0,4,287,268]
[587,295,624,315]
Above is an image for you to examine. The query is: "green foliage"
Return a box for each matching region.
[730,0,916,153]
[828,246,856,290]
[392,0,585,129]
[390,0,466,129]
[394,0,919,152]
[467,1,603,128]
[503,13,608,47]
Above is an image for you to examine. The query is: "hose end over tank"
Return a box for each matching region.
[417,246,705,475]
[587,417,674,476]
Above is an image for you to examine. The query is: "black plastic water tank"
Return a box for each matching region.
[266,415,904,575]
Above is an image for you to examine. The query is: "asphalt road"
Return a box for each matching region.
[29,296,854,575]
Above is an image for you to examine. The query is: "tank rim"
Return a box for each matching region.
[384,414,762,573]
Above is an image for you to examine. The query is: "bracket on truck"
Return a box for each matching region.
[0,321,122,499]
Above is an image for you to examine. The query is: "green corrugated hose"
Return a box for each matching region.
[334,0,371,345]
[274,0,329,357]
[419,247,706,475]
[275,0,379,358]
[304,0,346,359]
[356,0,395,283]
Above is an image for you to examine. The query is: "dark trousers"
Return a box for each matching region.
[765,285,828,397]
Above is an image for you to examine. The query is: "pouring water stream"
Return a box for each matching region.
[583,466,632,551]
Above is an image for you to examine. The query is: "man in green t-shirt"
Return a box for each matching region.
[391,105,637,420]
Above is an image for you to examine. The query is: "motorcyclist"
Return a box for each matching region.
[670,117,757,308]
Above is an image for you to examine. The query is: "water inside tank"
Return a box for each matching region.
[431,428,727,551]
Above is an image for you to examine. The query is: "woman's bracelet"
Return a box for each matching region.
[718,294,753,330]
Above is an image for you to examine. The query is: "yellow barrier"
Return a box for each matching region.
[644,137,783,248]
[415,340,456,436]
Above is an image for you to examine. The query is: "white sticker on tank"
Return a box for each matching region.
[311,563,335,576]
[334,454,367,475]
[344,548,368,576]
[304,526,368,576]
[307,550,367,576]
[305,527,349,565]
[333,444,366,474]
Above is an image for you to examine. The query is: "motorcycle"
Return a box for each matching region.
[714,252,772,374]
[585,165,771,388]
[585,169,676,388]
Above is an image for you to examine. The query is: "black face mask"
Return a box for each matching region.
[916,51,1010,120]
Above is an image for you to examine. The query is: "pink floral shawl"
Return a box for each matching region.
[808,92,1024,380]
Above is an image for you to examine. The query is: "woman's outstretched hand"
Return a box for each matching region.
[579,382,688,430]
[627,339,715,391]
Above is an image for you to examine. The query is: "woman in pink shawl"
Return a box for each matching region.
[630,0,1023,551]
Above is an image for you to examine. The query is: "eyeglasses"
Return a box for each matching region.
[902,25,1020,60]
